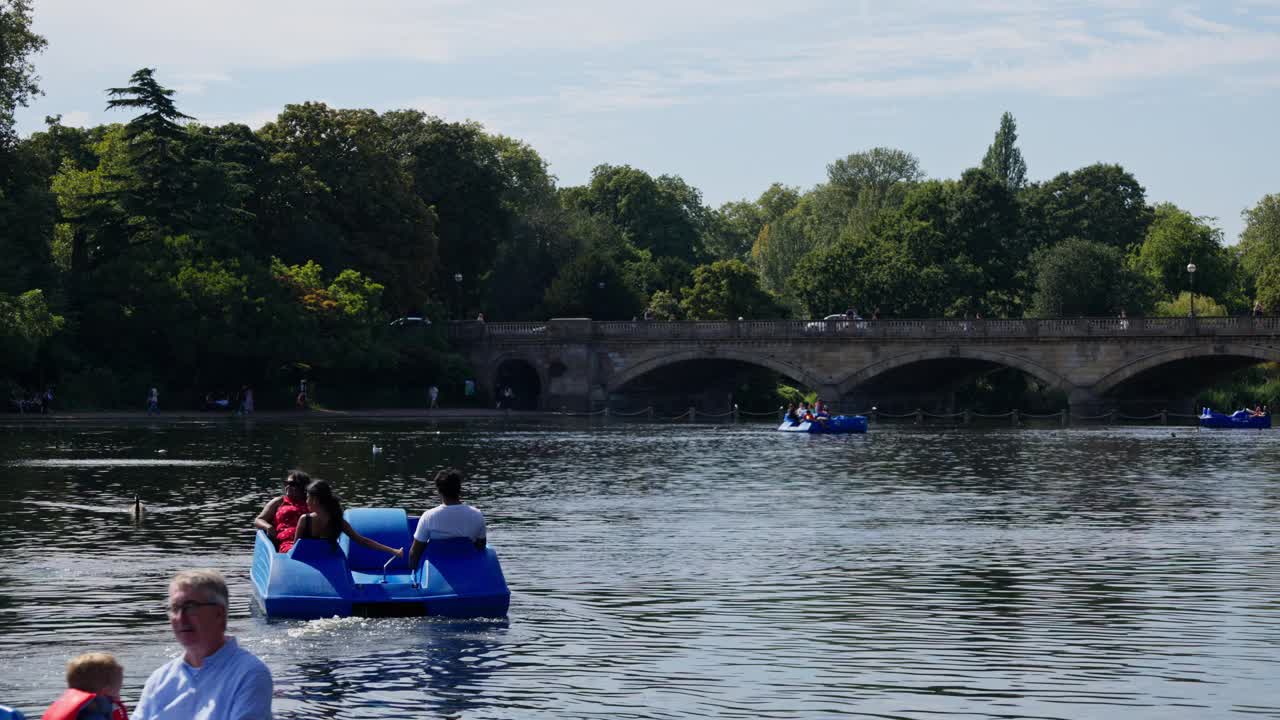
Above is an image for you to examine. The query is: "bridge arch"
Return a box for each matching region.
[487,352,547,408]
[605,348,824,394]
[835,347,1072,397]
[1092,342,1280,397]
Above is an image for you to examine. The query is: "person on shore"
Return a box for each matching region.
[1254,300,1265,318]
[41,652,128,720]
[253,470,311,553]
[295,480,404,560]
[409,468,487,570]
[238,386,254,415]
[133,570,272,720]
[428,385,439,409]
[146,388,158,415]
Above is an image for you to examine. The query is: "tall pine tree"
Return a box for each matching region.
[105,68,195,232]
[981,111,1027,191]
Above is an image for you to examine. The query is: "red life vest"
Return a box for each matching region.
[42,689,128,720]
[275,495,307,553]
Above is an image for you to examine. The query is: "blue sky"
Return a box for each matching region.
[16,0,1280,243]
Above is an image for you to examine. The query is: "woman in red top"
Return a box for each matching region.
[253,470,310,552]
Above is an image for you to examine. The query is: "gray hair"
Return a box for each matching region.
[170,568,229,608]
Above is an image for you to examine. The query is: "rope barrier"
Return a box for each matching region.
[921,411,966,419]
[1020,412,1064,419]
[610,408,652,417]
[970,411,1015,418]
[1069,412,1114,421]
[551,404,1204,426]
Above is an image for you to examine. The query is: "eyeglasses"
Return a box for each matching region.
[167,600,222,616]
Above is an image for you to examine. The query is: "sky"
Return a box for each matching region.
[15,0,1280,244]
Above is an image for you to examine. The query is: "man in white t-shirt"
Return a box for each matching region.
[409,468,487,569]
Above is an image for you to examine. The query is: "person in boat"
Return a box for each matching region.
[295,480,405,560]
[253,470,311,553]
[785,402,800,424]
[798,400,813,422]
[408,468,487,570]
[1249,404,1266,417]
[43,652,128,720]
[813,398,830,419]
[134,569,272,720]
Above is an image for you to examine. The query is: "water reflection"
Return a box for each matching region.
[1,423,1279,718]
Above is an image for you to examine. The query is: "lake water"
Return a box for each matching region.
[1,419,1278,719]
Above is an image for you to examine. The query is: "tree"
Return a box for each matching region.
[1022,164,1153,253]
[789,217,976,319]
[571,164,706,263]
[826,147,924,235]
[258,103,438,313]
[105,68,197,232]
[1239,193,1280,279]
[1029,238,1153,317]
[980,111,1027,191]
[1131,203,1231,306]
[645,289,681,320]
[542,252,643,319]
[679,259,783,321]
[0,0,46,145]
[0,288,62,380]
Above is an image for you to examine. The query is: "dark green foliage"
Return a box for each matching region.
[1030,238,1154,317]
[0,0,45,145]
[542,252,643,320]
[1022,163,1153,253]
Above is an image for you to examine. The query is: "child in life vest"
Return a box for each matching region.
[41,653,128,720]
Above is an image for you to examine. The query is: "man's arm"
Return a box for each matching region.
[408,538,427,572]
[228,660,274,720]
[254,497,282,536]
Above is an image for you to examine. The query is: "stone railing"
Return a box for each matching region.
[447,316,1280,343]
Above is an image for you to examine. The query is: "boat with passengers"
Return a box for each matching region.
[251,507,509,619]
[1199,407,1271,429]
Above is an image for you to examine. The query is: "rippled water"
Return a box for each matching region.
[1,419,1279,719]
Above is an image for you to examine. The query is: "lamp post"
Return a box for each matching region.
[453,272,463,320]
[1186,262,1197,318]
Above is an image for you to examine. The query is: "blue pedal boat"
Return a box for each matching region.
[1199,408,1271,429]
[776,415,868,434]
[251,507,510,620]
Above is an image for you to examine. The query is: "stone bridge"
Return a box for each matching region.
[447,317,1280,413]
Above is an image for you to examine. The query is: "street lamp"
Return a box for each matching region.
[1187,261,1197,318]
[453,272,463,320]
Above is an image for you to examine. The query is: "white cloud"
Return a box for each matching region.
[1170,6,1236,32]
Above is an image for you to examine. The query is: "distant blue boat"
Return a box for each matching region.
[1199,408,1271,429]
[777,415,868,434]
[251,508,509,620]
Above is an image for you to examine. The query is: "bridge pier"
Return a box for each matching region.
[1067,387,1112,418]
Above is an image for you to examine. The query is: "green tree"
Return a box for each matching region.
[645,289,682,320]
[542,251,643,319]
[708,183,801,261]
[826,147,924,235]
[1029,238,1153,317]
[570,164,706,263]
[259,103,438,313]
[105,68,197,232]
[679,259,783,320]
[1022,163,1153,253]
[980,111,1027,191]
[1238,193,1280,279]
[1154,291,1227,318]
[0,0,45,144]
[0,288,62,379]
[1131,203,1231,305]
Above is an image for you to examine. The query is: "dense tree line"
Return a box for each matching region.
[2,2,1278,408]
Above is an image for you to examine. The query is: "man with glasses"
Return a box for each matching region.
[134,569,272,720]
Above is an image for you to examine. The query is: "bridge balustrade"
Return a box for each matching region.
[446,317,1280,342]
